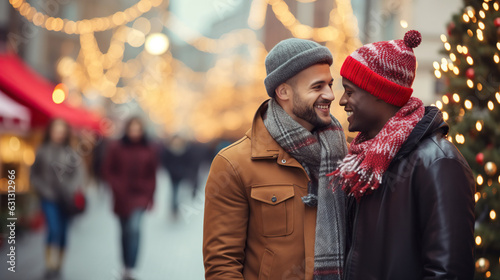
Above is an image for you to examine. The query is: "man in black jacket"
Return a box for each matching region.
[330,30,475,279]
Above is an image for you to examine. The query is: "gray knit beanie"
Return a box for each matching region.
[264,38,333,97]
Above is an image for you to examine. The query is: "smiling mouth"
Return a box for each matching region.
[346,111,353,117]
[315,102,331,110]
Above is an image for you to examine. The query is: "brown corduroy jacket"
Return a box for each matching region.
[203,100,317,280]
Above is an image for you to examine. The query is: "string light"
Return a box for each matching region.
[478,21,485,29]
[400,20,408,28]
[441,63,448,72]
[453,93,461,102]
[476,235,482,246]
[497,42,500,51]
[465,99,473,109]
[440,34,447,42]
[475,192,481,202]
[478,83,483,91]
[477,29,484,41]
[443,111,449,121]
[495,2,499,10]
[449,53,456,61]
[466,56,474,65]
[433,61,440,70]
[444,42,451,51]
[467,29,473,37]
[488,101,494,110]
[436,100,443,109]
[494,54,499,63]
[476,120,483,131]
[447,136,453,142]
[482,2,489,10]
[455,134,465,144]
[457,45,463,53]
[477,174,484,185]
[486,271,491,278]
[463,46,469,54]
[442,95,449,104]
[467,79,474,88]
[9,0,164,34]
[467,8,475,18]
[453,67,460,75]
[434,70,442,78]
[463,13,470,22]
[495,92,500,103]
[491,210,497,220]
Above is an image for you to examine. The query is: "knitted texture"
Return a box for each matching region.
[328,97,425,200]
[340,30,422,107]
[263,99,347,280]
[264,38,333,97]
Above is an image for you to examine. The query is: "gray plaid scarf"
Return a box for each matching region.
[263,99,347,279]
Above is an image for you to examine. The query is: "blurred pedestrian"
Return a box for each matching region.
[161,135,203,217]
[30,119,85,280]
[102,116,158,280]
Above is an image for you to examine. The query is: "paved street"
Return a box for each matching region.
[0,168,207,280]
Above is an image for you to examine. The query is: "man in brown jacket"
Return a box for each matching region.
[203,38,348,280]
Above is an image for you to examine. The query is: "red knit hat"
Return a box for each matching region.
[340,30,422,107]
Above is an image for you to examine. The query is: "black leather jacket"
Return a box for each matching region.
[344,107,475,280]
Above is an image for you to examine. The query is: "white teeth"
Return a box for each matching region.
[346,112,353,117]
[316,105,329,109]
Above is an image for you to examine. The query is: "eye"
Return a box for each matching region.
[328,83,333,88]
[313,85,322,90]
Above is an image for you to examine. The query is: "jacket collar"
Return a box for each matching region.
[395,106,449,160]
[246,100,308,174]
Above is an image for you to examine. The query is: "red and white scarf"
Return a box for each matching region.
[329,97,425,200]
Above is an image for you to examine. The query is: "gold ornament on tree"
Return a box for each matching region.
[475,258,490,273]
[485,162,497,176]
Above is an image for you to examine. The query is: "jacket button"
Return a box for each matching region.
[271,195,277,203]
[281,159,286,164]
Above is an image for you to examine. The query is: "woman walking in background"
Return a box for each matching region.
[30,119,85,280]
[102,116,158,280]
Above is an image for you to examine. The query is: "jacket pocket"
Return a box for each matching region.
[251,185,294,237]
[258,249,275,280]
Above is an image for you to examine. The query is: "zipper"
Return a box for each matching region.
[344,198,360,279]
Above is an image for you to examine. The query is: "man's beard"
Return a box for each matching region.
[292,89,331,129]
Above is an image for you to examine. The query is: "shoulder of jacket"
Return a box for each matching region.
[217,136,251,159]
[411,133,468,167]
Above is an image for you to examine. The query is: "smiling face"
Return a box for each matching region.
[276,63,334,131]
[340,77,398,139]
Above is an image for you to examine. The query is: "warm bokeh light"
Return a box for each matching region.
[455,134,465,144]
[476,121,483,131]
[491,210,497,220]
[477,174,484,185]
[145,33,170,55]
[476,235,482,246]
[400,20,408,28]
[442,111,449,121]
[453,93,460,102]
[436,100,443,109]
[488,101,494,111]
[465,99,473,110]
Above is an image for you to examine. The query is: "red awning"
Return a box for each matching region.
[0,53,101,132]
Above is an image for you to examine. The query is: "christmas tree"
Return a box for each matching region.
[434,0,500,278]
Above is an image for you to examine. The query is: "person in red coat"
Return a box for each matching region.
[102,116,158,280]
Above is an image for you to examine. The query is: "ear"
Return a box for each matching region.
[275,83,291,102]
